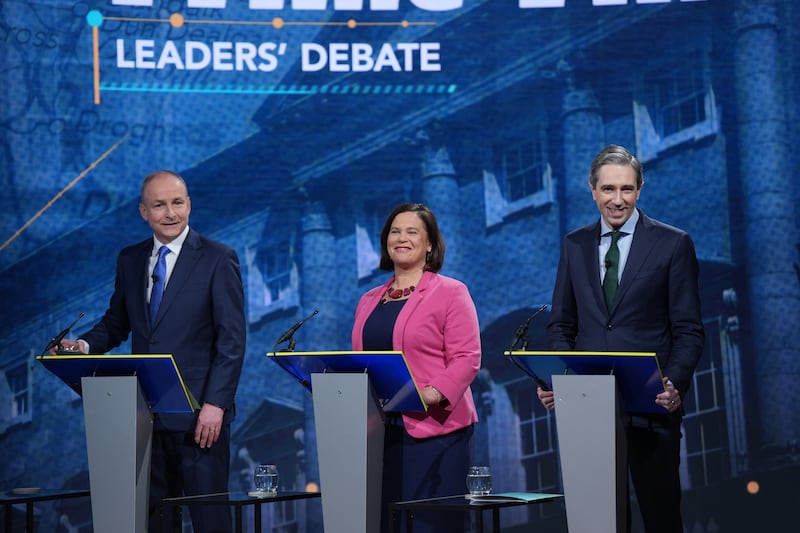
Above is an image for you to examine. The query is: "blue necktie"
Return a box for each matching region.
[149,245,170,328]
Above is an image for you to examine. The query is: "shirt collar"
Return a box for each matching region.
[152,225,190,256]
[600,208,639,236]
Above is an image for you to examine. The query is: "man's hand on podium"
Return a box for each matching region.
[537,387,555,410]
[52,339,88,355]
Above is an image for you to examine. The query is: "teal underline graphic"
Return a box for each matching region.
[98,83,458,96]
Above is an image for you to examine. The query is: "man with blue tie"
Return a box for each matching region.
[537,145,705,533]
[59,170,246,533]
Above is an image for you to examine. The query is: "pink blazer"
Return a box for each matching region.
[352,271,481,439]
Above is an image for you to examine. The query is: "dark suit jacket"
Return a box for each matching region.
[547,210,705,405]
[81,228,246,431]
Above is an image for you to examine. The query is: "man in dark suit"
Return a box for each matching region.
[538,145,705,533]
[59,170,246,533]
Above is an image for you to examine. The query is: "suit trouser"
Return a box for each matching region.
[626,416,683,533]
[149,425,232,533]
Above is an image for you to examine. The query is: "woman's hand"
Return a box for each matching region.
[423,385,444,406]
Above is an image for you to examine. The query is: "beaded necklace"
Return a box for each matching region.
[386,285,415,299]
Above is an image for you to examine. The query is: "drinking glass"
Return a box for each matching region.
[254,464,279,494]
[466,465,492,496]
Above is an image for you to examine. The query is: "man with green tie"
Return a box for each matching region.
[538,144,705,533]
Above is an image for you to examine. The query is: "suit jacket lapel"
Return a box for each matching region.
[392,271,434,349]
[614,212,657,310]
[151,229,203,330]
[131,241,153,329]
[578,222,608,313]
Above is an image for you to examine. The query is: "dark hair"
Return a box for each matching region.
[589,144,644,189]
[378,203,445,273]
[140,170,188,203]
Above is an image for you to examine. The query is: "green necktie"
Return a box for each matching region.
[603,231,623,311]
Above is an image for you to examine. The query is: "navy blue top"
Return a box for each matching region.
[362,299,406,351]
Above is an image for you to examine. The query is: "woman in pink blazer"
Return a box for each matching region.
[351,203,481,533]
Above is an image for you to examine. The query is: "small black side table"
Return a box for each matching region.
[1,488,90,533]
[158,491,321,533]
[389,493,562,533]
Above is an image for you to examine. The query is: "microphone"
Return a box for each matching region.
[152,274,159,284]
[43,312,85,354]
[270,309,320,392]
[275,309,320,347]
[604,257,612,270]
[509,304,549,352]
[506,304,551,391]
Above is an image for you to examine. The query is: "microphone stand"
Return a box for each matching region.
[270,339,312,392]
[41,312,85,357]
[269,309,321,392]
[505,304,551,391]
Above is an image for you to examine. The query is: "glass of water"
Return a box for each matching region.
[254,464,279,494]
[466,465,492,496]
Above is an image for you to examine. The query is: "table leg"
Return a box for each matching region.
[4,503,12,533]
[234,507,242,533]
[492,508,500,531]
[476,508,483,533]
[405,510,414,533]
[26,502,34,533]
[254,502,262,532]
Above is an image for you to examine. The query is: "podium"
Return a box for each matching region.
[267,350,426,533]
[505,351,665,533]
[38,354,197,533]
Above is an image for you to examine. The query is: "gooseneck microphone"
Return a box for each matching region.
[506,304,551,391]
[275,308,320,348]
[42,312,85,355]
[509,304,549,352]
[270,309,321,392]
